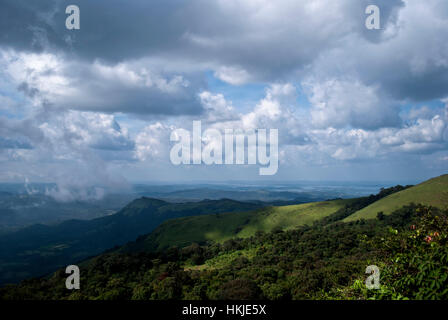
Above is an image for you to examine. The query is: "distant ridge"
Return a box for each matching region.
[0,197,262,285]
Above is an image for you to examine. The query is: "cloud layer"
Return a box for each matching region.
[0,0,447,194]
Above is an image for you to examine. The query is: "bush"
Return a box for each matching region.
[218,279,263,300]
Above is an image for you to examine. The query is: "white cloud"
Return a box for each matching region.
[134,122,173,162]
[0,108,132,200]
[304,78,400,130]
[240,83,298,130]
[213,66,251,85]
[198,91,239,123]
[38,111,134,153]
[306,113,447,161]
[0,49,202,115]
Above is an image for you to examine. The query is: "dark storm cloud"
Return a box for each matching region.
[1,0,448,118]
[0,0,406,66]
[0,0,189,61]
[0,0,64,52]
[388,68,448,102]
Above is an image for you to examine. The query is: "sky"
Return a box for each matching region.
[0,0,447,199]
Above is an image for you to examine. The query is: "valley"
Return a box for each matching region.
[1,174,447,300]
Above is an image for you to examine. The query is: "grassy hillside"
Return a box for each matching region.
[344,174,448,222]
[121,199,353,252]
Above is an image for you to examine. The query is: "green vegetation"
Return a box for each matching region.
[345,174,448,222]
[120,199,352,252]
[0,198,262,285]
[2,176,448,300]
[2,203,446,300]
[121,184,416,253]
[340,206,448,300]
[236,199,354,237]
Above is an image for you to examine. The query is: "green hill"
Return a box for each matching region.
[344,174,448,222]
[121,199,353,252]
[0,198,261,285]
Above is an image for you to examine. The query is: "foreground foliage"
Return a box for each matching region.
[344,206,448,300]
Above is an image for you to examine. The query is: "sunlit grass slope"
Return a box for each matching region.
[123,199,352,252]
[344,174,448,222]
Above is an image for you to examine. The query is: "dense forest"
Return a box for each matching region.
[2,196,446,300]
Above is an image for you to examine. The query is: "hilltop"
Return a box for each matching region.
[120,199,355,252]
[344,174,448,222]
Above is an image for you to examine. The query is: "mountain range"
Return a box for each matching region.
[1,174,447,298]
[0,198,261,285]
